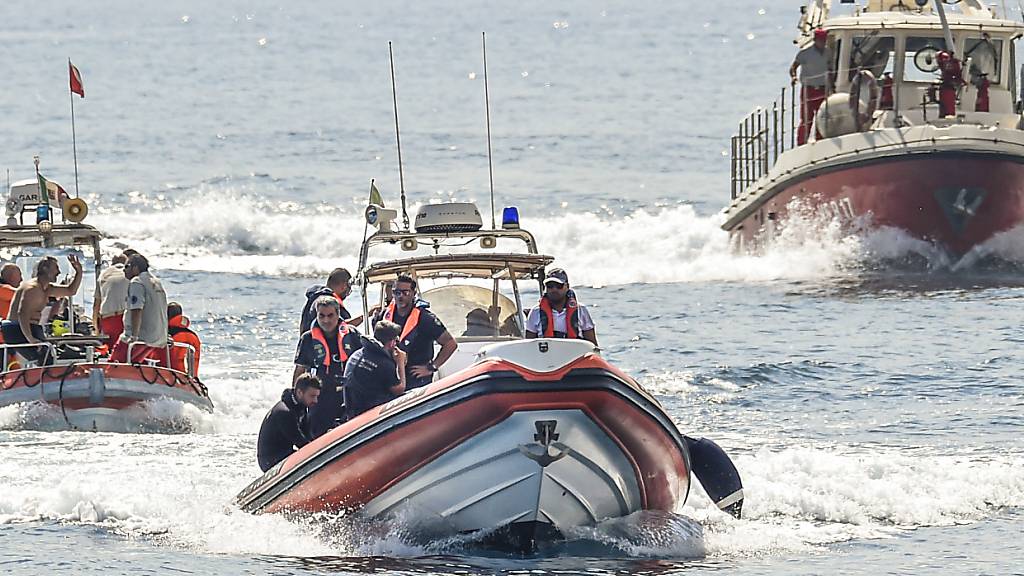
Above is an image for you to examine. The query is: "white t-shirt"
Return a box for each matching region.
[526,303,595,336]
[98,264,130,317]
[123,271,168,346]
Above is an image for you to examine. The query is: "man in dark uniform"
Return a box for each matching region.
[343,320,406,420]
[299,267,364,333]
[293,295,362,438]
[257,374,321,472]
[375,274,457,389]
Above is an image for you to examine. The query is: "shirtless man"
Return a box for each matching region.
[0,255,84,363]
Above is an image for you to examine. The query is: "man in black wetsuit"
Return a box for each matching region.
[293,296,362,438]
[257,374,321,472]
[374,274,457,389]
[343,320,406,420]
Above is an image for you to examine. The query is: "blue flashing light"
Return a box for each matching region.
[35,204,50,224]
[501,206,520,229]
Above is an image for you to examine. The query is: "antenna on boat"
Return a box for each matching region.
[482,32,497,229]
[388,42,410,232]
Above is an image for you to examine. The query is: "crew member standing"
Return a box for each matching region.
[299,267,365,333]
[294,295,362,438]
[790,28,831,145]
[94,252,130,344]
[111,254,169,365]
[524,268,598,346]
[376,274,457,389]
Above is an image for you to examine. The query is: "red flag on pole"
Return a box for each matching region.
[69,61,85,98]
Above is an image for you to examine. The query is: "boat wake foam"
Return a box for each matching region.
[86,187,1024,284]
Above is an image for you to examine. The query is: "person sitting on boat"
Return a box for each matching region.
[524,268,598,346]
[463,307,498,337]
[257,373,321,472]
[790,28,832,145]
[167,302,202,377]
[1,255,84,364]
[343,320,406,420]
[375,274,457,389]
[0,263,23,320]
[93,250,134,345]
[294,295,362,438]
[110,254,169,365]
[299,267,365,333]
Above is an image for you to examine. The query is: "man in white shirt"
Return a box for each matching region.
[93,252,131,344]
[524,268,598,346]
[790,28,832,145]
[110,254,169,365]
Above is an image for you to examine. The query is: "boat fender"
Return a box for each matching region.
[849,70,879,132]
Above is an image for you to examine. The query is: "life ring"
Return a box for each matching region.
[849,69,879,132]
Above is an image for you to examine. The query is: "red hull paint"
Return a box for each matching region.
[0,363,209,410]
[257,355,689,517]
[729,155,1024,255]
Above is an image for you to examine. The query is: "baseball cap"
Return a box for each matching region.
[543,268,569,285]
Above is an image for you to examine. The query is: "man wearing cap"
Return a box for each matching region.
[524,268,598,346]
[790,28,832,145]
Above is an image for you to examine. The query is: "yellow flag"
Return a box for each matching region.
[369,180,384,207]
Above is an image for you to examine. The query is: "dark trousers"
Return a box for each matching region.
[1,321,52,365]
[307,378,345,438]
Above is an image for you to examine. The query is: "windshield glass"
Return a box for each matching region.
[10,246,95,333]
[421,284,521,338]
[904,36,954,83]
[850,35,895,79]
[964,37,1001,85]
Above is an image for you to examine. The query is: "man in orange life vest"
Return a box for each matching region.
[524,268,598,346]
[167,302,202,377]
[293,295,362,438]
[0,263,23,319]
[299,267,365,334]
[376,274,457,390]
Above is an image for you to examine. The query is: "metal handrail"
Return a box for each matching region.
[126,340,197,379]
[731,85,800,199]
[1,342,58,372]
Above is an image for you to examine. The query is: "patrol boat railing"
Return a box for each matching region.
[730,86,799,200]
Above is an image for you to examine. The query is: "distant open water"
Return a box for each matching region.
[1,1,1023,574]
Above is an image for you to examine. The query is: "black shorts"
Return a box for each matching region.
[1,321,51,364]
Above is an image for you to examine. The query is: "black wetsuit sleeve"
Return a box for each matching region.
[283,409,311,449]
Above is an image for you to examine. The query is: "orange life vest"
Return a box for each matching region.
[383,301,421,345]
[0,284,15,320]
[311,323,352,368]
[168,314,202,376]
[537,295,580,339]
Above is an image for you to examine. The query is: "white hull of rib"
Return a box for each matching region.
[360,409,642,538]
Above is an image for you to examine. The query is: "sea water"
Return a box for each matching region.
[1,1,1023,574]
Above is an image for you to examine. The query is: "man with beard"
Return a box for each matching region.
[524,268,598,346]
[376,274,457,389]
[257,374,321,472]
[1,255,84,363]
[293,296,362,438]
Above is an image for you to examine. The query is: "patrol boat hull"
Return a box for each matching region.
[236,340,692,553]
[724,147,1024,259]
[0,363,213,432]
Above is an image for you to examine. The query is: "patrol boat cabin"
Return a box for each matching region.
[357,200,554,380]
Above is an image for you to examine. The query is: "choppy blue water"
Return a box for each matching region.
[2,1,1023,574]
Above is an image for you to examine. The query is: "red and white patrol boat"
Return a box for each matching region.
[724,0,1024,263]
[0,176,212,432]
[236,201,743,552]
